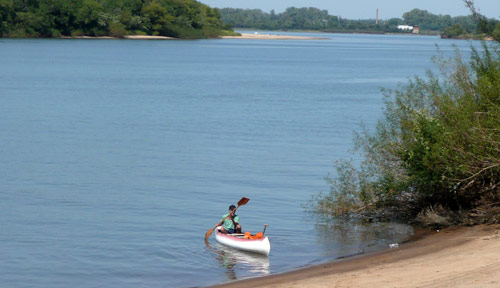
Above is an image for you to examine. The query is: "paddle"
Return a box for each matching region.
[204,197,249,240]
[262,224,269,235]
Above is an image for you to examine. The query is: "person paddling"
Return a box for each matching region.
[219,204,242,234]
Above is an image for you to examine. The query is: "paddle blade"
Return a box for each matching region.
[205,227,214,240]
[237,197,250,206]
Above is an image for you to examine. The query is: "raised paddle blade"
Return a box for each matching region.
[237,197,250,206]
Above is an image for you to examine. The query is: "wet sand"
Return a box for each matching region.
[209,225,500,288]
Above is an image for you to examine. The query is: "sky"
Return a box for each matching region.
[199,0,500,19]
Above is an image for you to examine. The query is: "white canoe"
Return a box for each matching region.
[215,229,271,256]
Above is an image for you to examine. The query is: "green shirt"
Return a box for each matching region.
[222,213,239,230]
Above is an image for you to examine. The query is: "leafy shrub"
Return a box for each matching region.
[443,24,465,37]
[6,28,30,38]
[108,22,127,38]
[71,29,85,37]
[314,43,500,223]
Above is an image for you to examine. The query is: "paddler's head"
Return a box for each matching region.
[229,204,236,215]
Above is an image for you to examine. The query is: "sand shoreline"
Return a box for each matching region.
[209,224,500,288]
[59,35,176,40]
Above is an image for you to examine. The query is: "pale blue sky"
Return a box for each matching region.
[199,0,500,19]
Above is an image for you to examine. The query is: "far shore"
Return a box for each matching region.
[209,224,500,288]
[49,32,488,41]
[221,33,328,40]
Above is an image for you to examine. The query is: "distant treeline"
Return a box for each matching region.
[220,7,499,36]
[0,0,235,38]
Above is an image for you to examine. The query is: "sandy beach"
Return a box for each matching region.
[59,35,176,40]
[210,225,500,288]
[221,33,328,40]
[123,35,176,40]
[58,33,324,40]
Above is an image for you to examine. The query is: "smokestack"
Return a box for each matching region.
[376,8,379,25]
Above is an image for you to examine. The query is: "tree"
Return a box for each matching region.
[75,0,106,35]
[141,0,174,35]
[0,0,15,35]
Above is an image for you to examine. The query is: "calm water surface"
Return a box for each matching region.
[0,32,475,287]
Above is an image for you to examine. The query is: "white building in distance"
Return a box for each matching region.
[397,25,414,30]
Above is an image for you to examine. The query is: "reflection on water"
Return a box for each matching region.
[313,218,414,258]
[205,240,270,281]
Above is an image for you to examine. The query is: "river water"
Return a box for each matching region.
[0,32,475,287]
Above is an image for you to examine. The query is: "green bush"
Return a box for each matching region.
[108,22,127,38]
[218,30,241,36]
[71,29,85,37]
[443,24,465,37]
[6,28,30,38]
[49,29,62,38]
[132,30,147,36]
[315,43,500,223]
